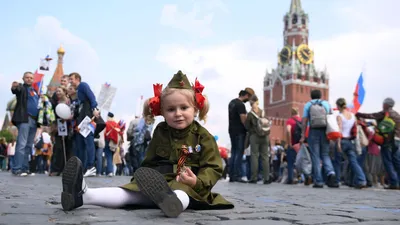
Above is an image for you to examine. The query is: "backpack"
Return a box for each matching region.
[292,117,303,144]
[0,144,6,156]
[372,112,396,145]
[309,100,327,128]
[250,111,271,136]
[377,112,395,135]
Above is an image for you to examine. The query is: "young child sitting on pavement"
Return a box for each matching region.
[60,70,234,218]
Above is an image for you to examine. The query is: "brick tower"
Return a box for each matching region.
[263,0,330,143]
[46,45,65,97]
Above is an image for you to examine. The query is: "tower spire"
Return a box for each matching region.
[46,45,66,96]
[289,0,303,14]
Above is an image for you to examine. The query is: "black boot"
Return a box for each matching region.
[61,156,86,211]
[134,167,184,218]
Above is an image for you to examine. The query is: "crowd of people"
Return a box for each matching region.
[0,72,154,178]
[1,72,399,192]
[0,70,399,218]
[1,71,399,192]
[226,88,400,190]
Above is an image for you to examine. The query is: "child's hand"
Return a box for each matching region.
[176,167,197,188]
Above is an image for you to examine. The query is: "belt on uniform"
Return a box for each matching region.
[153,165,174,174]
[152,165,199,175]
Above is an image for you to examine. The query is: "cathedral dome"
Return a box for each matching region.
[57,45,65,54]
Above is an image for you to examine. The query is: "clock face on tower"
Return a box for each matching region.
[297,44,314,64]
[279,46,291,65]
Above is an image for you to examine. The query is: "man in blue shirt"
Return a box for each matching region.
[300,89,338,188]
[69,72,100,177]
[11,72,39,176]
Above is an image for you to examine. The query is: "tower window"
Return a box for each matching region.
[321,73,326,83]
[292,14,298,25]
[302,18,306,25]
[285,19,288,29]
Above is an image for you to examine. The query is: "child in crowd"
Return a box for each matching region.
[61,70,234,218]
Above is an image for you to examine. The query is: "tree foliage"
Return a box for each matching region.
[0,130,14,142]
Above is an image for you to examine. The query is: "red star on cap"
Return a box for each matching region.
[179,80,184,86]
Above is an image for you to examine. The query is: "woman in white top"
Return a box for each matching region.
[336,98,367,189]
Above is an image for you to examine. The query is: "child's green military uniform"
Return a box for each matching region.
[121,121,234,209]
[122,70,234,210]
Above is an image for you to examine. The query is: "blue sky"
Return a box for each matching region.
[1,0,399,146]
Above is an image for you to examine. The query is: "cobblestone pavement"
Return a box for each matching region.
[0,171,399,225]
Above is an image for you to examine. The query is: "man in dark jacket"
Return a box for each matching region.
[11,72,39,176]
[69,72,99,177]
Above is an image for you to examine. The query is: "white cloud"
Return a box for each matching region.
[156,2,400,146]
[335,0,400,31]
[311,28,400,113]
[0,16,101,132]
[156,38,276,144]
[160,5,213,38]
[17,16,100,85]
[160,0,228,38]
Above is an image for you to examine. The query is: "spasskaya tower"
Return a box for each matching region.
[263,0,330,143]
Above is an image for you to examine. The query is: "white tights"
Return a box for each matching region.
[83,187,189,210]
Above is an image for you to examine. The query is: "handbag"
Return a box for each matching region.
[93,116,106,138]
[250,111,271,136]
[357,125,369,147]
[326,114,341,140]
[244,132,250,149]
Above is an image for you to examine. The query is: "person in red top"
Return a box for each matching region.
[285,107,302,184]
[103,112,120,177]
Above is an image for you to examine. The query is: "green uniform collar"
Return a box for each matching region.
[159,121,199,139]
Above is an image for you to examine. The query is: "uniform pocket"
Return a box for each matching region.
[186,152,201,165]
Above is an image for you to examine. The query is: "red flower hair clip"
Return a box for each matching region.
[149,83,163,116]
[192,78,205,110]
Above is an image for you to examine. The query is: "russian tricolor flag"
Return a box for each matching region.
[351,72,365,113]
[33,70,45,94]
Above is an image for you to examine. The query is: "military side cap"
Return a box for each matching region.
[167,70,192,90]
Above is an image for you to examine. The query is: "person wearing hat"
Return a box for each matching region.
[356,97,400,190]
[228,87,254,183]
[61,70,234,218]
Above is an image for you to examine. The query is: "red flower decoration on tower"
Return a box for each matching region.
[192,78,205,110]
[149,83,163,116]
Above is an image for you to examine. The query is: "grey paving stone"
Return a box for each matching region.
[0,171,399,225]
